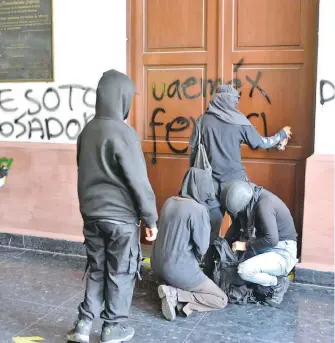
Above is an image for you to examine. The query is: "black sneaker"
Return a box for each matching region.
[158,285,178,321]
[100,323,135,343]
[65,318,92,343]
[265,277,290,308]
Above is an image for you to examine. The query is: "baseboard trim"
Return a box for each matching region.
[0,232,86,256]
[294,267,334,287]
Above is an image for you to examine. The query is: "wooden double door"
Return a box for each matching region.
[127,0,319,254]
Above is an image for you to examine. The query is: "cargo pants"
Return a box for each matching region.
[79,221,141,323]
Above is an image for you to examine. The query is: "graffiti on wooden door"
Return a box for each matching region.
[150,58,273,163]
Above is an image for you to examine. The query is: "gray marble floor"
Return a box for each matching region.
[0,246,333,343]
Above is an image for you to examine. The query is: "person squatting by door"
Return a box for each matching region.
[151,168,228,321]
[189,85,292,244]
[221,180,298,307]
[66,70,158,343]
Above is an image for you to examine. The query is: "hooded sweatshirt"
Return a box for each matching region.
[77,69,158,228]
[151,168,211,290]
[190,85,287,183]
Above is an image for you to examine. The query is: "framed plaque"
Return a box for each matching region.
[0,0,53,82]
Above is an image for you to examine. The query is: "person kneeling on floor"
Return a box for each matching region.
[151,167,228,321]
[221,180,298,308]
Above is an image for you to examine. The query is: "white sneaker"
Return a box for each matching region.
[158,285,178,321]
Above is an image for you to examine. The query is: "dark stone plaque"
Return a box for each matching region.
[0,0,53,81]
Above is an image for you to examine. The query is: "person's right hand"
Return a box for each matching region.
[232,241,247,252]
[145,227,158,242]
[283,126,292,139]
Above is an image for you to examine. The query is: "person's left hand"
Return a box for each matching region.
[232,241,247,252]
[145,227,158,242]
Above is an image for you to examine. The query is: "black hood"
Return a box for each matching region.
[245,182,263,223]
[179,167,214,206]
[205,85,251,126]
[239,182,263,238]
[95,69,135,120]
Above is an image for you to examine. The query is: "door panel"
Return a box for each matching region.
[236,65,303,148]
[128,0,319,254]
[146,0,206,50]
[236,0,302,47]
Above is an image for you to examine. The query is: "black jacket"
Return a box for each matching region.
[190,115,287,183]
[77,70,158,227]
[225,189,297,252]
[189,86,287,183]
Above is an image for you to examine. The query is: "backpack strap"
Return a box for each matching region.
[197,115,204,147]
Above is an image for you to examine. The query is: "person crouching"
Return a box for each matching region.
[221,180,298,308]
[151,167,228,321]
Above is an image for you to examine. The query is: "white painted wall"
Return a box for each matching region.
[0,0,127,143]
[314,0,335,155]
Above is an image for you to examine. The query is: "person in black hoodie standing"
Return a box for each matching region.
[189,85,292,243]
[66,70,158,343]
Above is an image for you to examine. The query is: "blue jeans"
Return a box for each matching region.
[237,240,298,287]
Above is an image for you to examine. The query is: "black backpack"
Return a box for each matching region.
[207,237,257,304]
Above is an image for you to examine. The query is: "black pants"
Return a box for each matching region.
[204,177,247,277]
[79,221,141,323]
[209,176,249,244]
[208,180,225,245]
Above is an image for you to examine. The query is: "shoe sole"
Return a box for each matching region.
[158,285,168,299]
[65,332,89,343]
[158,285,176,321]
[100,332,135,343]
[161,297,176,321]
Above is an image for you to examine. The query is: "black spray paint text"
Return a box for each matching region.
[0,85,96,140]
[150,58,272,162]
[152,67,271,104]
[150,109,269,162]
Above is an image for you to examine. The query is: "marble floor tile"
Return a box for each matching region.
[1,248,333,343]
